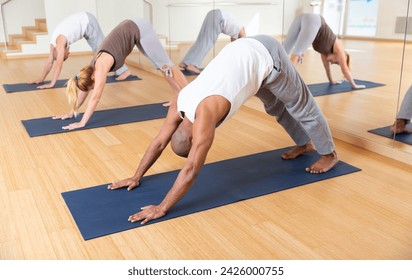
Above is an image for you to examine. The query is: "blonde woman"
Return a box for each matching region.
[283,13,365,89]
[55,18,188,130]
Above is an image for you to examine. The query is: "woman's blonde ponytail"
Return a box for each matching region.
[65,65,94,117]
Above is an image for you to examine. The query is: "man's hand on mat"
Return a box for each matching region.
[108,178,140,191]
[128,205,166,224]
[62,122,85,130]
[53,114,73,120]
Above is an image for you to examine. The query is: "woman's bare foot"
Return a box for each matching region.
[115,69,132,81]
[281,142,316,159]
[390,119,409,134]
[305,151,339,174]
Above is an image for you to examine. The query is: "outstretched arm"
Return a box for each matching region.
[53,89,90,120]
[30,45,55,84]
[127,96,229,224]
[108,97,183,191]
[321,53,338,84]
[37,36,67,89]
[334,40,365,89]
[62,53,112,130]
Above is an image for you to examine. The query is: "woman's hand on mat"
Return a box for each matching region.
[53,113,73,120]
[37,82,55,89]
[128,205,166,224]
[62,122,85,130]
[108,178,140,191]
[331,80,343,85]
[352,84,366,89]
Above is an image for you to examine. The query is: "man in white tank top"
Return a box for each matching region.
[108,35,338,224]
[29,12,128,89]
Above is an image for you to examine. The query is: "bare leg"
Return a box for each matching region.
[115,69,132,81]
[282,141,316,159]
[305,151,339,174]
[390,119,410,134]
[161,65,188,106]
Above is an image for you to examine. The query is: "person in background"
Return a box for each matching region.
[283,13,365,89]
[178,9,246,74]
[56,18,188,130]
[30,12,129,89]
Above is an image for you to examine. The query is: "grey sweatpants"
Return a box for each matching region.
[85,13,128,76]
[398,85,412,122]
[181,9,224,68]
[132,18,174,76]
[253,35,335,155]
[283,13,321,56]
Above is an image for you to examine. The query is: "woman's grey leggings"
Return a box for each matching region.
[181,9,224,68]
[283,13,321,57]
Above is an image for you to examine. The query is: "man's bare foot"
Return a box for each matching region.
[305,151,339,174]
[281,142,316,160]
[115,69,132,81]
[185,64,202,74]
[390,119,409,134]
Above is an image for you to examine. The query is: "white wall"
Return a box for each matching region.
[374,0,411,40]
[2,0,411,55]
[1,0,45,42]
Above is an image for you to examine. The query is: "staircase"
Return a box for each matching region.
[0,18,47,59]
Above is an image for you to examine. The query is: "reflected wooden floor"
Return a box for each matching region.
[0,41,411,260]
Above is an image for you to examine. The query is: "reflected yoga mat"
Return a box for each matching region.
[308,79,385,97]
[62,147,361,240]
[3,75,141,93]
[368,124,412,145]
[22,102,168,137]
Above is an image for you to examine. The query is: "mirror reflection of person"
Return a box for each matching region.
[108,35,339,225]
[390,85,412,134]
[178,9,246,74]
[283,13,365,89]
[29,12,128,89]
[57,18,188,130]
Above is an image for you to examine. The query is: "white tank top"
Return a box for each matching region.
[50,12,90,47]
[220,10,243,39]
[177,38,273,124]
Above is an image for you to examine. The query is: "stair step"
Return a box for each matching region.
[0,18,48,59]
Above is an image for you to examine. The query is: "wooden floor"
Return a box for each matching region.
[0,40,411,260]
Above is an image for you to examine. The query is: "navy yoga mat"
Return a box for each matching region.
[308,79,385,97]
[3,75,141,93]
[21,102,168,137]
[181,68,203,76]
[368,124,412,145]
[62,147,361,240]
